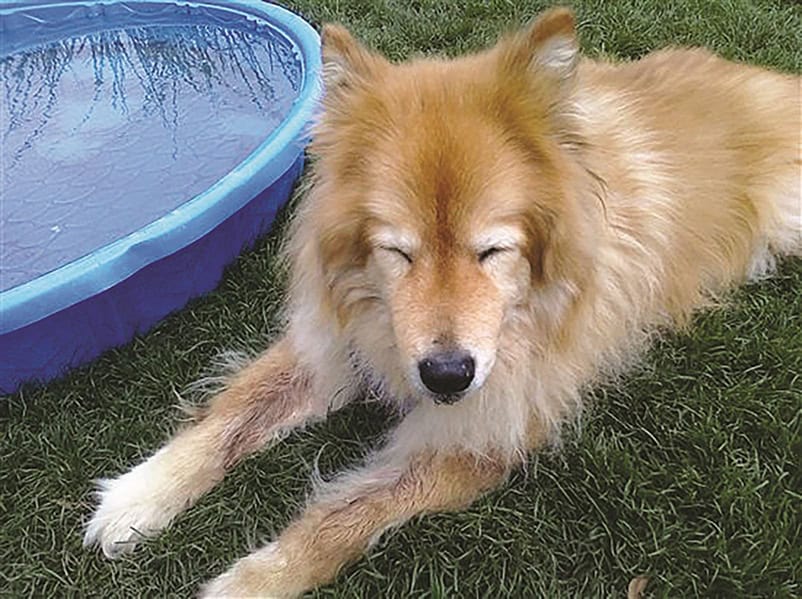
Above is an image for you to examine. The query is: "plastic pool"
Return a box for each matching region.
[0,0,321,393]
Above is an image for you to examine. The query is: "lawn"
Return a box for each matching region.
[1,0,800,596]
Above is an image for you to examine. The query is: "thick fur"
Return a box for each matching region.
[84,8,801,597]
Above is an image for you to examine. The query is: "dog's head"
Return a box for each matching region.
[304,8,594,404]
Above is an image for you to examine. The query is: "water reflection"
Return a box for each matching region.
[1,23,302,292]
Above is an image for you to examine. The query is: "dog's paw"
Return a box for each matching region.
[200,543,297,598]
[83,459,178,558]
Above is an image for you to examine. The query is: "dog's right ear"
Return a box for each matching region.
[320,25,386,92]
[497,8,578,84]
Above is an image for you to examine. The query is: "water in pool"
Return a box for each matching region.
[1,22,302,292]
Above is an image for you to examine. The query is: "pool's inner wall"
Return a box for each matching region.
[0,156,303,394]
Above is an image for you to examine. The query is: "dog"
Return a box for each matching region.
[83,7,801,596]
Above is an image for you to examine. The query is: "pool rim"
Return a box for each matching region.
[0,0,321,335]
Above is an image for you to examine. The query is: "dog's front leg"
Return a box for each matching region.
[84,336,341,558]
[201,445,510,598]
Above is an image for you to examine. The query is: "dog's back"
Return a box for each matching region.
[573,49,800,326]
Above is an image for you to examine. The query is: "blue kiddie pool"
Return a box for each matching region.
[0,1,321,394]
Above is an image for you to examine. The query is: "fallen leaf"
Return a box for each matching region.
[628,576,650,599]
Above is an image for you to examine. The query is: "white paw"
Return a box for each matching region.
[83,456,180,558]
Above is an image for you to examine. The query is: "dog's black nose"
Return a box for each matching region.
[418,351,475,397]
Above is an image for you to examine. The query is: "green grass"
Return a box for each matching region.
[1,0,800,596]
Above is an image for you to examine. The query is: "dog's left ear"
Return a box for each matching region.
[499,7,578,83]
[320,25,387,92]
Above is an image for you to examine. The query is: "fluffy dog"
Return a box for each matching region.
[84,7,801,596]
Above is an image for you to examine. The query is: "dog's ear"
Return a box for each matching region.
[320,24,387,92]
[499,7,578,83]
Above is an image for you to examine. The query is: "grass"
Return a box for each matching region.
[1,0,800,596]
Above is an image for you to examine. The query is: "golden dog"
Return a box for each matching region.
[84,7,801,596]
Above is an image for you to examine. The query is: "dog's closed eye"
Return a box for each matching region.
[380,246,413,264]
[477,246,509,263]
